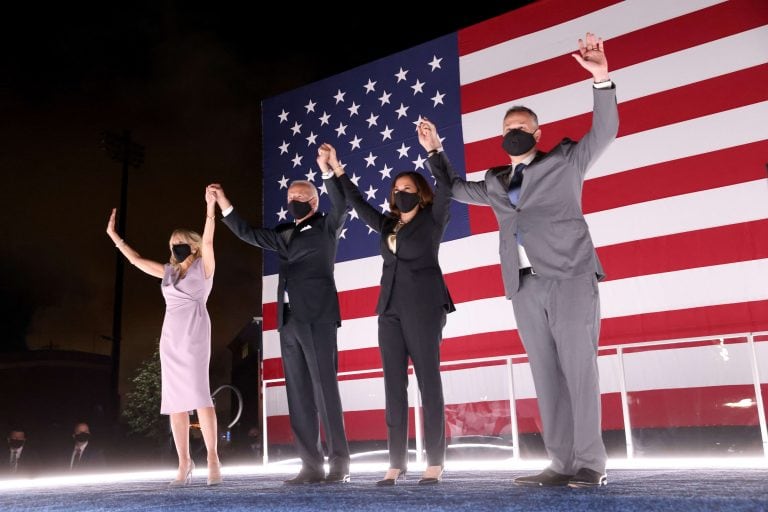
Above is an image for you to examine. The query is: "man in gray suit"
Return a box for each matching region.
[441,32,617,488]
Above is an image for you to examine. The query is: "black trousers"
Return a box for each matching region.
[279,308,350,473]
[378,291,447,469]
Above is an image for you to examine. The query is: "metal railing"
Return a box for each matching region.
[261,330,768,464]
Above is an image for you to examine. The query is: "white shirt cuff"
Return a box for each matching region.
[222,205,234,217]
[593,79,613,89]
[322,171,334,180]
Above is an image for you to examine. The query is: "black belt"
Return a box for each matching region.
[519,267,536,277]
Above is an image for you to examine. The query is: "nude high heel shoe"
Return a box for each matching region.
[418,465,443,485]
[169,460,195,487]
[207,461,223,486]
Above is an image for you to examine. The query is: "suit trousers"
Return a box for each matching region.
[280,309,350,473]
[511,272,607,474]
[378,290,447,470]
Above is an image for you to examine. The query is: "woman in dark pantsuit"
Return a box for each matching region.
[317,120,455,485]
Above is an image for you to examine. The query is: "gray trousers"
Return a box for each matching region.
[511,271,607,474]
[280,310,350,473]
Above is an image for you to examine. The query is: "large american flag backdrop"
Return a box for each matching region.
[260,0,768,447]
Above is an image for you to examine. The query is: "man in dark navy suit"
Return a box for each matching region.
[4,428,40,477]
[68,422,106,472]
[207,172,351,484]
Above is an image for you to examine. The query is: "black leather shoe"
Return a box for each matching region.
[513,469,574,487]
[283,470,325,485]
[376,468,407,486]
[568,468,607,488]
[324,470,351,483]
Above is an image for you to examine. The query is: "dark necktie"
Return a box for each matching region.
[509,162,526,190]
[507,163,527,207]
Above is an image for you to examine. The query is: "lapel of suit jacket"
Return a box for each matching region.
[518,151,547,204]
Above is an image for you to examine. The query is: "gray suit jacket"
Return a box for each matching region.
[448,86,619,298]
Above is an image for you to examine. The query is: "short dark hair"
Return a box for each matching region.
[504,106,539,129]
[389,171,434,218]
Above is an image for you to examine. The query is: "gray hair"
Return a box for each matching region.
[503,106,539,129]
[288,180,319,201]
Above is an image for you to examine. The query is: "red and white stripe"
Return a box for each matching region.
[261,0,768,442]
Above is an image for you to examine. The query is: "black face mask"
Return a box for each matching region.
[288,200,312,220]
[73,433,90,443]
[502,129,537,156]
[172,244,192,262]
[8,439,24,449]
[394,191,420,213]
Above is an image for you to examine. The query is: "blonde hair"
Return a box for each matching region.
[169,229,202,273]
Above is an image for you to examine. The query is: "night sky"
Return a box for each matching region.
[1,2,532,395]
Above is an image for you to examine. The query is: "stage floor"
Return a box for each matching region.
[2,461,767,511]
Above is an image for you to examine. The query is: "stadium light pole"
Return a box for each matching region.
[100,129,145,415]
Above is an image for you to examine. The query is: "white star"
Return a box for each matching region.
[305,168,317,182]
[412,154,427,170]
[364,152,378,167]
[278,109,289,123]
[319,111,331,126]
[431,90,445,107]
[350,173,361,186]
[318,182,328,196]
[379,164,393,180]
[349,135,363,150]
[379,198,391,213]
[290,121,302,135]
[291,153,303,167]
[378,91,391,106]
[397,143,411,159]
[364,185,378,200]
[347,102,360,116]
[277,175,289,189]
[339,227,348,239]
[380,125,394,141]
[364,79,376,94]
[368,225,376,234]
[276,206,288,221]
[335,122,348,137]
[278,140,290,154]
[334,89,346,104]
[366,112,379,128]
[412,115,427,128]
[395,103,409,119]
[348,208,359,220]
[304,99,317,113]
[411,79,425,95]
[395,67,408,82]
[428,55,443,71]
[306,131,318,146]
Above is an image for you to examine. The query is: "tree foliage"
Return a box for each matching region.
[122,346,165,441]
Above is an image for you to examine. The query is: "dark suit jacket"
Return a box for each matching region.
[336,158,455,315]
[3,446,40,477]
[68,443,106,471]
[222,177,347,330]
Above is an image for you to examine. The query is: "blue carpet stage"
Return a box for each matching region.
[2,460,767,511]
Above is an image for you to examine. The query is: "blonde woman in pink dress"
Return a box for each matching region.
[106,189,222,486]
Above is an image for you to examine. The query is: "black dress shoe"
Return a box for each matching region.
[375,468,407,486]
[283,470,325,485]
[513,468,574,487]
[324,470,351,483]
[568,468,607,488]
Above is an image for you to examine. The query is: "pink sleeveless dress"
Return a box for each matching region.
[159,257,215,414]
